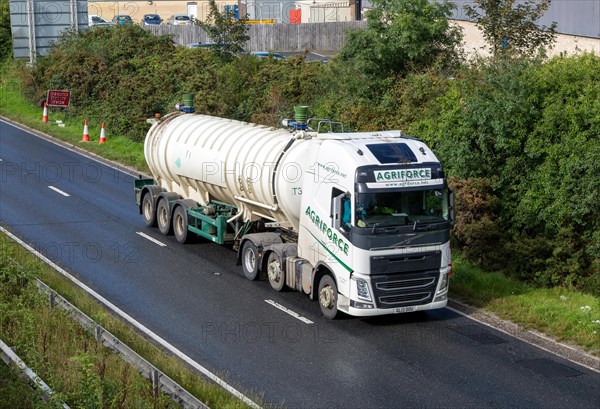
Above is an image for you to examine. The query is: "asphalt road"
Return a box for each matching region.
[1,119,599,409]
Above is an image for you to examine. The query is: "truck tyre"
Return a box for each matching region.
[156,199,172,235]
[266,252,285,291]
[241,241,260,281]
[142,193,157,227]
[318,275,338,319]
[173,206,190,243]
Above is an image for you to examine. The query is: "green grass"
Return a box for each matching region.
[0,363,53,408]
[0,60,148,173]
[451,256,600,355]
[0,232,260,408]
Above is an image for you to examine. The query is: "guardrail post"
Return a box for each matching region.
[48,291,56,308]
[95,325,103,341]
[151,369,160,398]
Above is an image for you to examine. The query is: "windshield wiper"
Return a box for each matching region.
[412,220,446,231]
[370,222,398,234]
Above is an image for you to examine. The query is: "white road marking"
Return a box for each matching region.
[48,185,70,197]
[0,225,261,409]
[136,231,167,247]
[265,299,314,324]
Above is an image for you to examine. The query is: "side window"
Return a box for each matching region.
[331,187,351,231]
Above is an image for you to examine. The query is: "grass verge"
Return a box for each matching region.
[450,256,600,356]
[0,60,148,173]
[0,232,259,408]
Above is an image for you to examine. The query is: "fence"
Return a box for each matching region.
[34,279,210,409]
[147,21,367,51]
[0,337,70,408]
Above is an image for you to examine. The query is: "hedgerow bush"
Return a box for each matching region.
[410,54,600,294]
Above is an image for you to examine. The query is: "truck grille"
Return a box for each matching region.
[379,292,431,305]
[371,271,439,308]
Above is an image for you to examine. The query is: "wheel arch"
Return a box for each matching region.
[139,185,164,214]
[312,262,335,301]
[236,233,283,267]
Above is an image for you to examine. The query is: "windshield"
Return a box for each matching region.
[175,15,190,21]
[145,15,161,22]
[356,188,449,228]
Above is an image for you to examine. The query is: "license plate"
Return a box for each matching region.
[394,306,417,314]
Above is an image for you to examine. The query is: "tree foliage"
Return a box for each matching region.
[195,0,249,59]
[465,0,557,57]
[340,0,463,78]
[0,0,12,61]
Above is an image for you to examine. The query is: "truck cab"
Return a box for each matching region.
[295,131,453,318]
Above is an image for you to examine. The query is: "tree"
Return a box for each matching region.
[0,0,13,61]
[339,0,463,78]
[464,0,557,58]
[196,0,249,59]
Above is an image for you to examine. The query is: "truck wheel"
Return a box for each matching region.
[156,199,172,235]
[241,241,260,281]
[142,193,157,227]
[318,275,338,319]
[173,206,190,243]
[266,252,285,291]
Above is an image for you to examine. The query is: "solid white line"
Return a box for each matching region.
[0,225,261,409]
[446,305,600,374]
[265,299,314,324]
[136,232,167,247]
[48,185,70,197]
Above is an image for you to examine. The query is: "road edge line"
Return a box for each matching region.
[447,300,600,374]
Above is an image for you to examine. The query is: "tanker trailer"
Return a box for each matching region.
[135,106,454,319]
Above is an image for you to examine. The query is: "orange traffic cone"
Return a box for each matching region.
[42,103,48,123]
[81,119,90,142]
[98,122,106,144]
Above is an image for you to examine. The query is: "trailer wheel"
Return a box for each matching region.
[318,275,338,319]
[173,206,190,243]
[142,193,157,227]
[156,199,172,235]
[266,252,285,291]
[241,241,260,281]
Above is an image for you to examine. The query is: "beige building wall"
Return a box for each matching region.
[88,1,236,24]
[453,20,600,58]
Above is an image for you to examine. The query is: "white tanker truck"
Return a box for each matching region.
[135,105,454,318]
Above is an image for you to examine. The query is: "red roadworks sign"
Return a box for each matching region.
[46,90,71,107]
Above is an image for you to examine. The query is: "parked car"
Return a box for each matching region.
[167,14,191,25]
[142,14,162,26]
[112,15,133,26]
[250,51,286,60]
[88,15,113,26]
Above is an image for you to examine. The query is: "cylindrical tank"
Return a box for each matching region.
[144,112,314,230]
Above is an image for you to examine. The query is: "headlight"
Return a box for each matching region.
[355,278,372,301]
[438,272,449,293]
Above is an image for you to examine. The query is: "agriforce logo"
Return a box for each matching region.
[374,168,431,182]
[305,206,349,256]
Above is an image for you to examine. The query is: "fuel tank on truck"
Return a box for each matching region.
[144,112,316,231]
